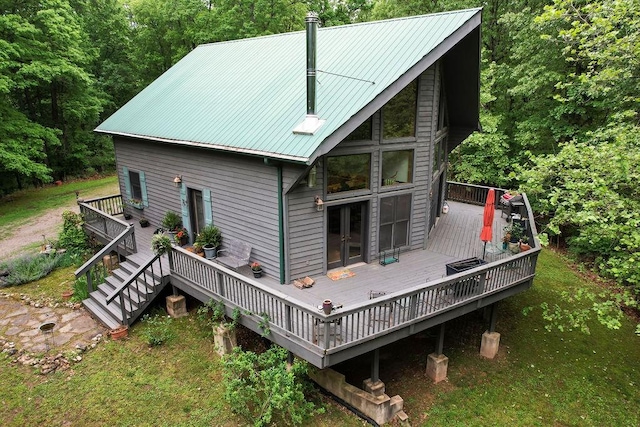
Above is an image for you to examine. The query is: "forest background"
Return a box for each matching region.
[1,0,638,295]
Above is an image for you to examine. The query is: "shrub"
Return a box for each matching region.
[140,312,176,346]
[57,211,90,258]
[0,253,63,287]
[222,346,322,426]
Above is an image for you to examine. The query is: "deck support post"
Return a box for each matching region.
[435,322,445,355]
[371,348,380,382]
[427,323,448,383]
[363,349,385,397]
[488,302,498,333]
[480,303,500,359]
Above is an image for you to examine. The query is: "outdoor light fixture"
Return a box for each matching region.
[308,165,317,188]
[314,195,324,211]
[173,175,182,187]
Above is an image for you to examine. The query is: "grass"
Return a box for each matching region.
[0,174,119,229]
[1,243,638,425]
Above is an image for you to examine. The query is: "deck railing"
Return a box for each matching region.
[81,194,124,217]
[78,201,136,253]
[106,254,166,326]
[446,181,507,207]
[170,242,540,359]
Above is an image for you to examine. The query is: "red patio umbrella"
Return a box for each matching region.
[480,188,496,259]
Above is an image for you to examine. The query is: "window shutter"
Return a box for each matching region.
[123,166,131,200]
[180,184,191,237]
[140,171,149,207]
[203,188,213,226]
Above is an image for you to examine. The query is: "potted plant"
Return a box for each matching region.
[195,225,222,259]
[174,227,189,246]
[161,211,182,232]
[139,217,150,228]
[519,236,531,251]
[503,222,524,253]
[151,234,172,256]
[128,198,144,210]
[250,262,263,278]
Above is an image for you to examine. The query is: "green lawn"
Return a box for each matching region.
[0,175,119,229]
[1,248,638,426]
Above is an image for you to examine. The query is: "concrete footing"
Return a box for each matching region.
[213,324,237,356]
[309,368,405,425]
[166,295,188,318]
[480,331,500,359]
[362,378,385,397]
[426,352,448,383]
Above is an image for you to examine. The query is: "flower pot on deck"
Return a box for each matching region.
[204,244,217,259]
[322,299,333,315]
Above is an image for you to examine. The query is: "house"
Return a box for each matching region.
[79,9,539,424]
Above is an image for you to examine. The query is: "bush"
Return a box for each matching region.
[140,312,176,346]
[57,211,90,258]
[0,253,63,287]
[222,346,322,426]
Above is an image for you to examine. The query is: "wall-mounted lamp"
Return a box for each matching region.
[308,165,317,188]
[314,195,324,211]
[173,175,182,187]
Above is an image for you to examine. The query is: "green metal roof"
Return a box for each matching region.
[96,8,482,164]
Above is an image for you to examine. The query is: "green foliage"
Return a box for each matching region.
[150,234,172,256]
[57,211,90,258]
[0,253,64,287]
[161,211,182,231]
[194,225,221,248]
[521,130,640,289]
[140,312,176,346]
[222,346,323,426]
[258,312,271,338]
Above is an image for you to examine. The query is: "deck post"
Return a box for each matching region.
[488,302,498,333]
[371,348,380,382]
[435,322,445,355]
[363,349,385,397]
[480,303,501,359]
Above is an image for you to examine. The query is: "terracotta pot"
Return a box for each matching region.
[61,290,74,301]
[322,299,333,315]
[520,242,531,251]
[109,326,129,340]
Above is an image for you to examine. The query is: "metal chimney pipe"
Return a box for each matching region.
[305,12,319,116]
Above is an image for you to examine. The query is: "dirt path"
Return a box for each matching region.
[0,205,79,261]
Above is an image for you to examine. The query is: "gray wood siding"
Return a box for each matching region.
[114,139,288,278]
[287,158,325,281]
[285,64,442,280]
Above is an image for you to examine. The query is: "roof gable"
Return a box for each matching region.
[96,8,482,164]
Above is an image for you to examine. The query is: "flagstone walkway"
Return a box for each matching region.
[0,295,106,354]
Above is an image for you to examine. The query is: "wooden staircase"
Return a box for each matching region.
[82,252,169,330]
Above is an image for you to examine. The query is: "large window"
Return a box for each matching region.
[344,117,372,141]
[382,150,413,186]
[326,154,371,194]
[383,79,417,140]
[379,194,411,250]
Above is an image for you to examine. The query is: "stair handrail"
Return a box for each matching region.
[105,254,163,326]
[105,253,162,305]
[74,225,136,292]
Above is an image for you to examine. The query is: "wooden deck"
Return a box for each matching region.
[126,201,512,309]
[81,188,539,369]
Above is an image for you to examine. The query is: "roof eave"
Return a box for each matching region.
[95,129,310,164]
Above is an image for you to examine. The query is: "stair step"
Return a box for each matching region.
[123,252,152,268]
[91,291,137,321]
[83,299,122,330]
[99,281,151,305]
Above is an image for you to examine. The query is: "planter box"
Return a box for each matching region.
[445,257,488,276]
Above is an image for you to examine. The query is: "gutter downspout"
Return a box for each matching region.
[265,158,286,284]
